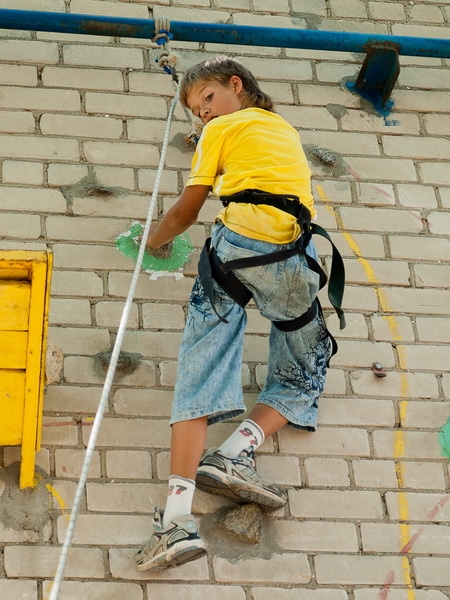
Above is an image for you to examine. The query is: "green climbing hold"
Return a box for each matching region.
[116,221,193,272]
[439,416,450,460]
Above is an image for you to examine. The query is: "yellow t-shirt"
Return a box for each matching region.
[186,107,314,244]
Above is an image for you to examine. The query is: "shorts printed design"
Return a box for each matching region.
[170,223,332,430]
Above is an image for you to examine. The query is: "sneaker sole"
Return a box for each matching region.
[136,540,207,572]
[196,468,286,509]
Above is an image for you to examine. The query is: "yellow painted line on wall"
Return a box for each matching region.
[46,483,70,521]
[316,186,415,597]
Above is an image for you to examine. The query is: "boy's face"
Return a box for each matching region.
[186,75,244,125]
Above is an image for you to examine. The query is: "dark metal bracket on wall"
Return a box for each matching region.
[0,9,449,110]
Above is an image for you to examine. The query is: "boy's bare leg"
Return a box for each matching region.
[170,416,208,480]
[247,403,288,438]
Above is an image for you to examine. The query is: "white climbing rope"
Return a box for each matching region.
[48,76,182,600]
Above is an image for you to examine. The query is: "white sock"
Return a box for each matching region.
[162,475,196,529]
[219,419,265,459]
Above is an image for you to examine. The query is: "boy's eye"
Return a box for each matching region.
[205,93,213,102]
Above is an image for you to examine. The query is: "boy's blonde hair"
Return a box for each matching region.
[180,55,274,112]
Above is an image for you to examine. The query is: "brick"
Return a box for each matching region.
[109,546,208,580]
[0,520,50,544]
[318,398,395,428]
[326,312,368,340]
[0,134,79,161]
[86,482,153,512]
[312,179,352,204]
[128,71,178,96]
[122,330,182,358]
[401,461,446,490]
[214,553,310,584]
[416,317,450,342]
[278,427,370,456]
[304,457,350,486]
[0,0,64,8]
[51,270,104,296]
[428,210,450,235]
[0,86,80,112]
[0,110,35,134]
[83,140,160,167]
[354,590,449,600]
[47,163,89,186]
[361,521,450,553]
[46,215,131,243]
[63,45,144,69]
[0,39,58,64]
[108,272,194,300]
[274,520,357,552]
[2,160,43,184]
[353,459,398,488]
[352,182,395,206]
[369,1,405,20]
[48,325,110,354]
[154,5,231,23]
[256,454,301,486]
[414,557,450,586]
[49,298,92,325]
[146,584,245,600]
[94,165,136,190]
[371,315,415,342]
[380,288,450,316]
[44,385,108,414]
[394,90,450,113]
[86,92,167,118]
[64,355,111,384]
[382,135,450,159]
[316,62,360,83]
[72,194,152,219]
[82,417,171,449]
[57,513,160,545]
[0,580,37,600]
[43,581,143,600]
[331,340,395,368]
[0,213,41,239]
[397,183,437,208]
[341,206,423,233]
[341,109,419,135]
[423,114,450,136]
[0,64,37,86]
[385,492,450,522]
[95,300,139,328]
[40,113,123,139]
[277,105,337,130]
[4,546,104,578]
[288,490,383,519]
[106,450,152,479]
[350,370,439,399]
[330,0,367,18]
[398,344,449,370]
[42,65,124,90]
[53,243,133,270]
[345,157,417,182]
[113,388,172,418]
[302,130,379,155]
[252,590,348,600]
[142,302,185,329]
[373,431,443,460]
[401,400,450,430]
[314,554,406,585]
[128,118,188,142]
[389,235,450,262]
[41,416,79,446]
[55,447,101,478]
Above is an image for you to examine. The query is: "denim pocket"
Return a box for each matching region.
[214,227,320,322]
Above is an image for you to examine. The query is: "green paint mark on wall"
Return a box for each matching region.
[116,221,193,272]
[439,416,450,459]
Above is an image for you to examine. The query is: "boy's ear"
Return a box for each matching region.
[230,75,243,94]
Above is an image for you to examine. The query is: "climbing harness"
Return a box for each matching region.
[198,189,346,357]
[48,22,180,600]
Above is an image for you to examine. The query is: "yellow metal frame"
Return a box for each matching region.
[0,251,52,488]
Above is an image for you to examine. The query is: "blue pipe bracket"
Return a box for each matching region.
[1,9,449,110]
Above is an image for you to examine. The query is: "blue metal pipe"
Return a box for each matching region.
[0,8,449,58]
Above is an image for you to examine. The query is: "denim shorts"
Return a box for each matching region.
[170,223,332,431]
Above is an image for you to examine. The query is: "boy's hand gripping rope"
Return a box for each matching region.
[47,45,182,600]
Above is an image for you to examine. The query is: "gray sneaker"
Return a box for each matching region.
[196,448,287,509]
[135,508,206,571]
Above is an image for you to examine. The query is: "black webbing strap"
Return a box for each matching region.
[221,189,312,224]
